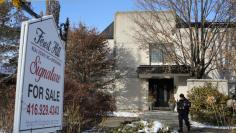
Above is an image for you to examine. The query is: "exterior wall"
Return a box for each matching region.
[187,79,228,96]
[114,78,148,111]
[209,69,236,97]
[113,12,151,111]
[174,76,189,101]
[174,79,229,103]
[114,12,151,65]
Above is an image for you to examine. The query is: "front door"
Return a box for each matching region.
[149,79,174,107]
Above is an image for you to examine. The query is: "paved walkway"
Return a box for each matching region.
[141,111,231,133]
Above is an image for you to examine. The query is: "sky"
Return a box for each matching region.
[31,0,137,32]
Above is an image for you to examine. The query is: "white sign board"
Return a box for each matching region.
[13,16,65,133]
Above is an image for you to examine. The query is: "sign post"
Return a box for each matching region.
[13,16,65,133]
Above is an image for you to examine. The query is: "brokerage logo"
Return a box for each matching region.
[30,56,61,83]
[33,28,62,58]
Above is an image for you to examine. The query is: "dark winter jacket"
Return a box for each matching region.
[177,98,191,113]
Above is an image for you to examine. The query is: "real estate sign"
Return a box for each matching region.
[13,16,65,133]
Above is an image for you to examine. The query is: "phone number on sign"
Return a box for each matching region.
[26,103,59,116]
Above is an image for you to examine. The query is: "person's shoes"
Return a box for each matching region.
[178,129,183,132]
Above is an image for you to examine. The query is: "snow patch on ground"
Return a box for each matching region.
[191,121,236,129]
[143,120,162,133]
[82,120,162,133]
[107,111,143,117]
[136,120,177,133]
[125,120,162,133]
[152,121,163,132]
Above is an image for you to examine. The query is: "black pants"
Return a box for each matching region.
[178,112,190,130]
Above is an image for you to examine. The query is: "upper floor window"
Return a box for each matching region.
[149,43,173,65]
[150,47,163,65]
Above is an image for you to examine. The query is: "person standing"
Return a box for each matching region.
[177,93,191,132]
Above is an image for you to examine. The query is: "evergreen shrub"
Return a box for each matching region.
[188,83,232,126]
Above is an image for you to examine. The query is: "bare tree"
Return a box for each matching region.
[46,0,60,26]
[0,2,27,70]
[0,2,27,131]
[134,0,236,78]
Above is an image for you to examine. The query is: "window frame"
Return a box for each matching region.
[149,43,174,65]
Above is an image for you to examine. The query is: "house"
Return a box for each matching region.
[102,11,236,111]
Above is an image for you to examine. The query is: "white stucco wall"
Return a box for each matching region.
[113,12,151,111]
[187,79,228,95]
[174,76,189,100]
[114,77,148,111]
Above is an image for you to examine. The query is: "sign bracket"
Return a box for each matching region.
[19,0,69,45]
